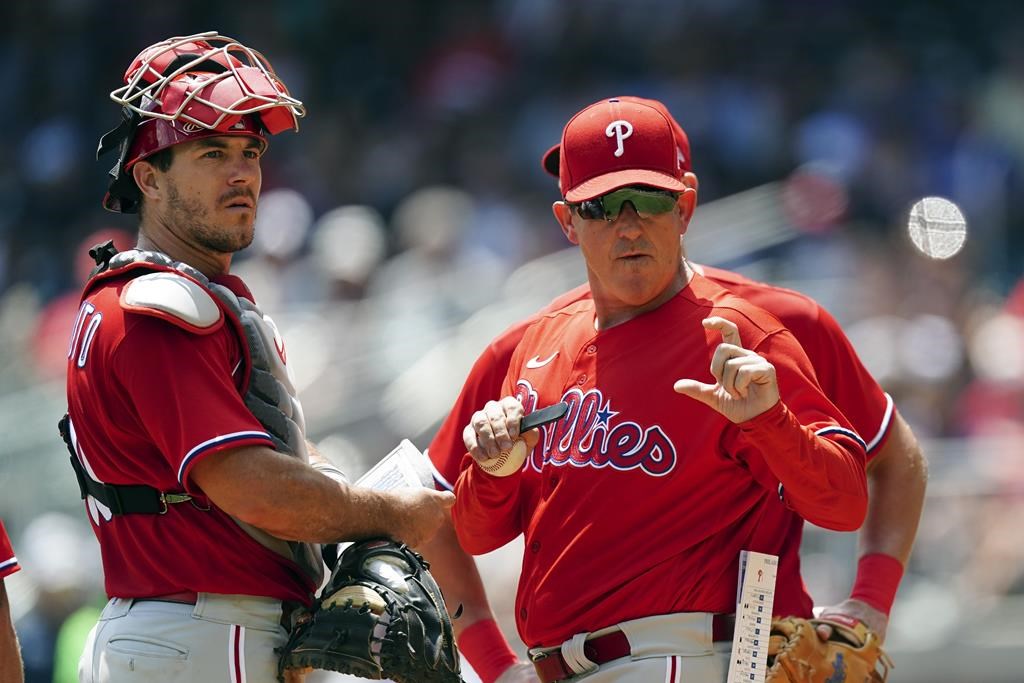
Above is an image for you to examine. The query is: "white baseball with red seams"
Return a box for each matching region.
[477,439,528,477]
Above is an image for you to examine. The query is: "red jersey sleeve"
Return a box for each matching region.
[112,314,274,493]
[0,520,19,579]
[428,326,525,490]
[723,330,869,531]
[430,284,593,490]
[806,306,894,457]
[451,327,534,555]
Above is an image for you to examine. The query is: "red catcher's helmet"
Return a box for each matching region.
[98,31,305,213]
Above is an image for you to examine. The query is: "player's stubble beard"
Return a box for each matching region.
[165,180,256,254]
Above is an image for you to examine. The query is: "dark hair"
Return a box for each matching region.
[145,147,174,172]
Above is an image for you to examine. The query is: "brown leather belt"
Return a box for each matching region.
[533,614,735,683]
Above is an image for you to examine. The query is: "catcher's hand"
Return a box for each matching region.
[277,538,463,683]
[767,615,893,683]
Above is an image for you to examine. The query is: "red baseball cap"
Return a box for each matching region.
[555,97,689,202]
[542,96,691,180]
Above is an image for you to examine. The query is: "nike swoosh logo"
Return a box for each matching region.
[526,352,559,369]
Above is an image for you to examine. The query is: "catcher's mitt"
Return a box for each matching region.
[277,538,462,683]
[766,615,893,683]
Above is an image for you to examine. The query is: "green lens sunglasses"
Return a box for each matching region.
[572,187,679,221]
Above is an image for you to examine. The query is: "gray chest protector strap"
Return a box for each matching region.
[110,248,325,587]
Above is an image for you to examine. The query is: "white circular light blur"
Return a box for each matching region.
[907,196,967,260]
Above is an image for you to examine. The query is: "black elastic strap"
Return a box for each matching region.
[58,414,184,516]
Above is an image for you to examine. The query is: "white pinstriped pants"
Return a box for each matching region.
[529,613,732,682]
[78,594,290,683]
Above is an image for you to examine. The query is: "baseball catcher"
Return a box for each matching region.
[277,538,463,682]
[766,615,893,682]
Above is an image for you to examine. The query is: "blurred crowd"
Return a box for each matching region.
[2,0,1024,680]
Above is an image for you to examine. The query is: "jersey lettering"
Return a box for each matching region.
[516,380,677,477]
[68,301,102,368]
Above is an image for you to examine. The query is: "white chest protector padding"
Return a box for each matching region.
[122,272,222,329]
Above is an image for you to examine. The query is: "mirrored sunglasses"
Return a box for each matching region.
[572,187,679,221]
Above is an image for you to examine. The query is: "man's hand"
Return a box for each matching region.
[816,598,889,643]
[464,397,541,463]
[673,317,780,423]
[383,487,456,549]
[494,661,541,683]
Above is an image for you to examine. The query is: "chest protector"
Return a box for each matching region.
[68,246,323,587]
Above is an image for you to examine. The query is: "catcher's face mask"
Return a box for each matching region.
[97,31,305,213]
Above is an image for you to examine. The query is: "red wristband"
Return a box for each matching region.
[458,618,519,683]
[849,552,904,615]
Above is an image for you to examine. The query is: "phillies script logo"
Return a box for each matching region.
[516,380,676,476]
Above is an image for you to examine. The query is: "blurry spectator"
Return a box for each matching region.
[29,228,133,382]
[14,514,101,683]
[365,185,508,381]
[311,205,389,302]
[232,187,317,316]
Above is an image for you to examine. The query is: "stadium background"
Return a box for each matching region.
[1,1,1023,681]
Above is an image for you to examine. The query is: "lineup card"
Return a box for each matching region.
[726,551,778,683]
[356,439,435,490]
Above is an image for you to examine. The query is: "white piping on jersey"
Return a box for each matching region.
[865,393,895,453]
[0,557,18,572]
[178,431,271,487]
[814,426,867,451]
[424,450,455,492]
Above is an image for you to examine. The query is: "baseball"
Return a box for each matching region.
[907,196,967,260]
[477,439,528,477]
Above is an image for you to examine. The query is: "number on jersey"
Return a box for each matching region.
[68,301,102,368]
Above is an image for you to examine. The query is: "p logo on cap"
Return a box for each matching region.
[558,98,686,203]
[605,120,634,157]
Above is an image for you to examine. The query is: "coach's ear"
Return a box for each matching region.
[677,172,699,236]
[552,201,579,245]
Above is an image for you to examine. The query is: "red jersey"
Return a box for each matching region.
[0,520,19,579]
[65,268,316,604]
[699,265,893,455]
[451,274,867,647]
[429,273,891,490]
